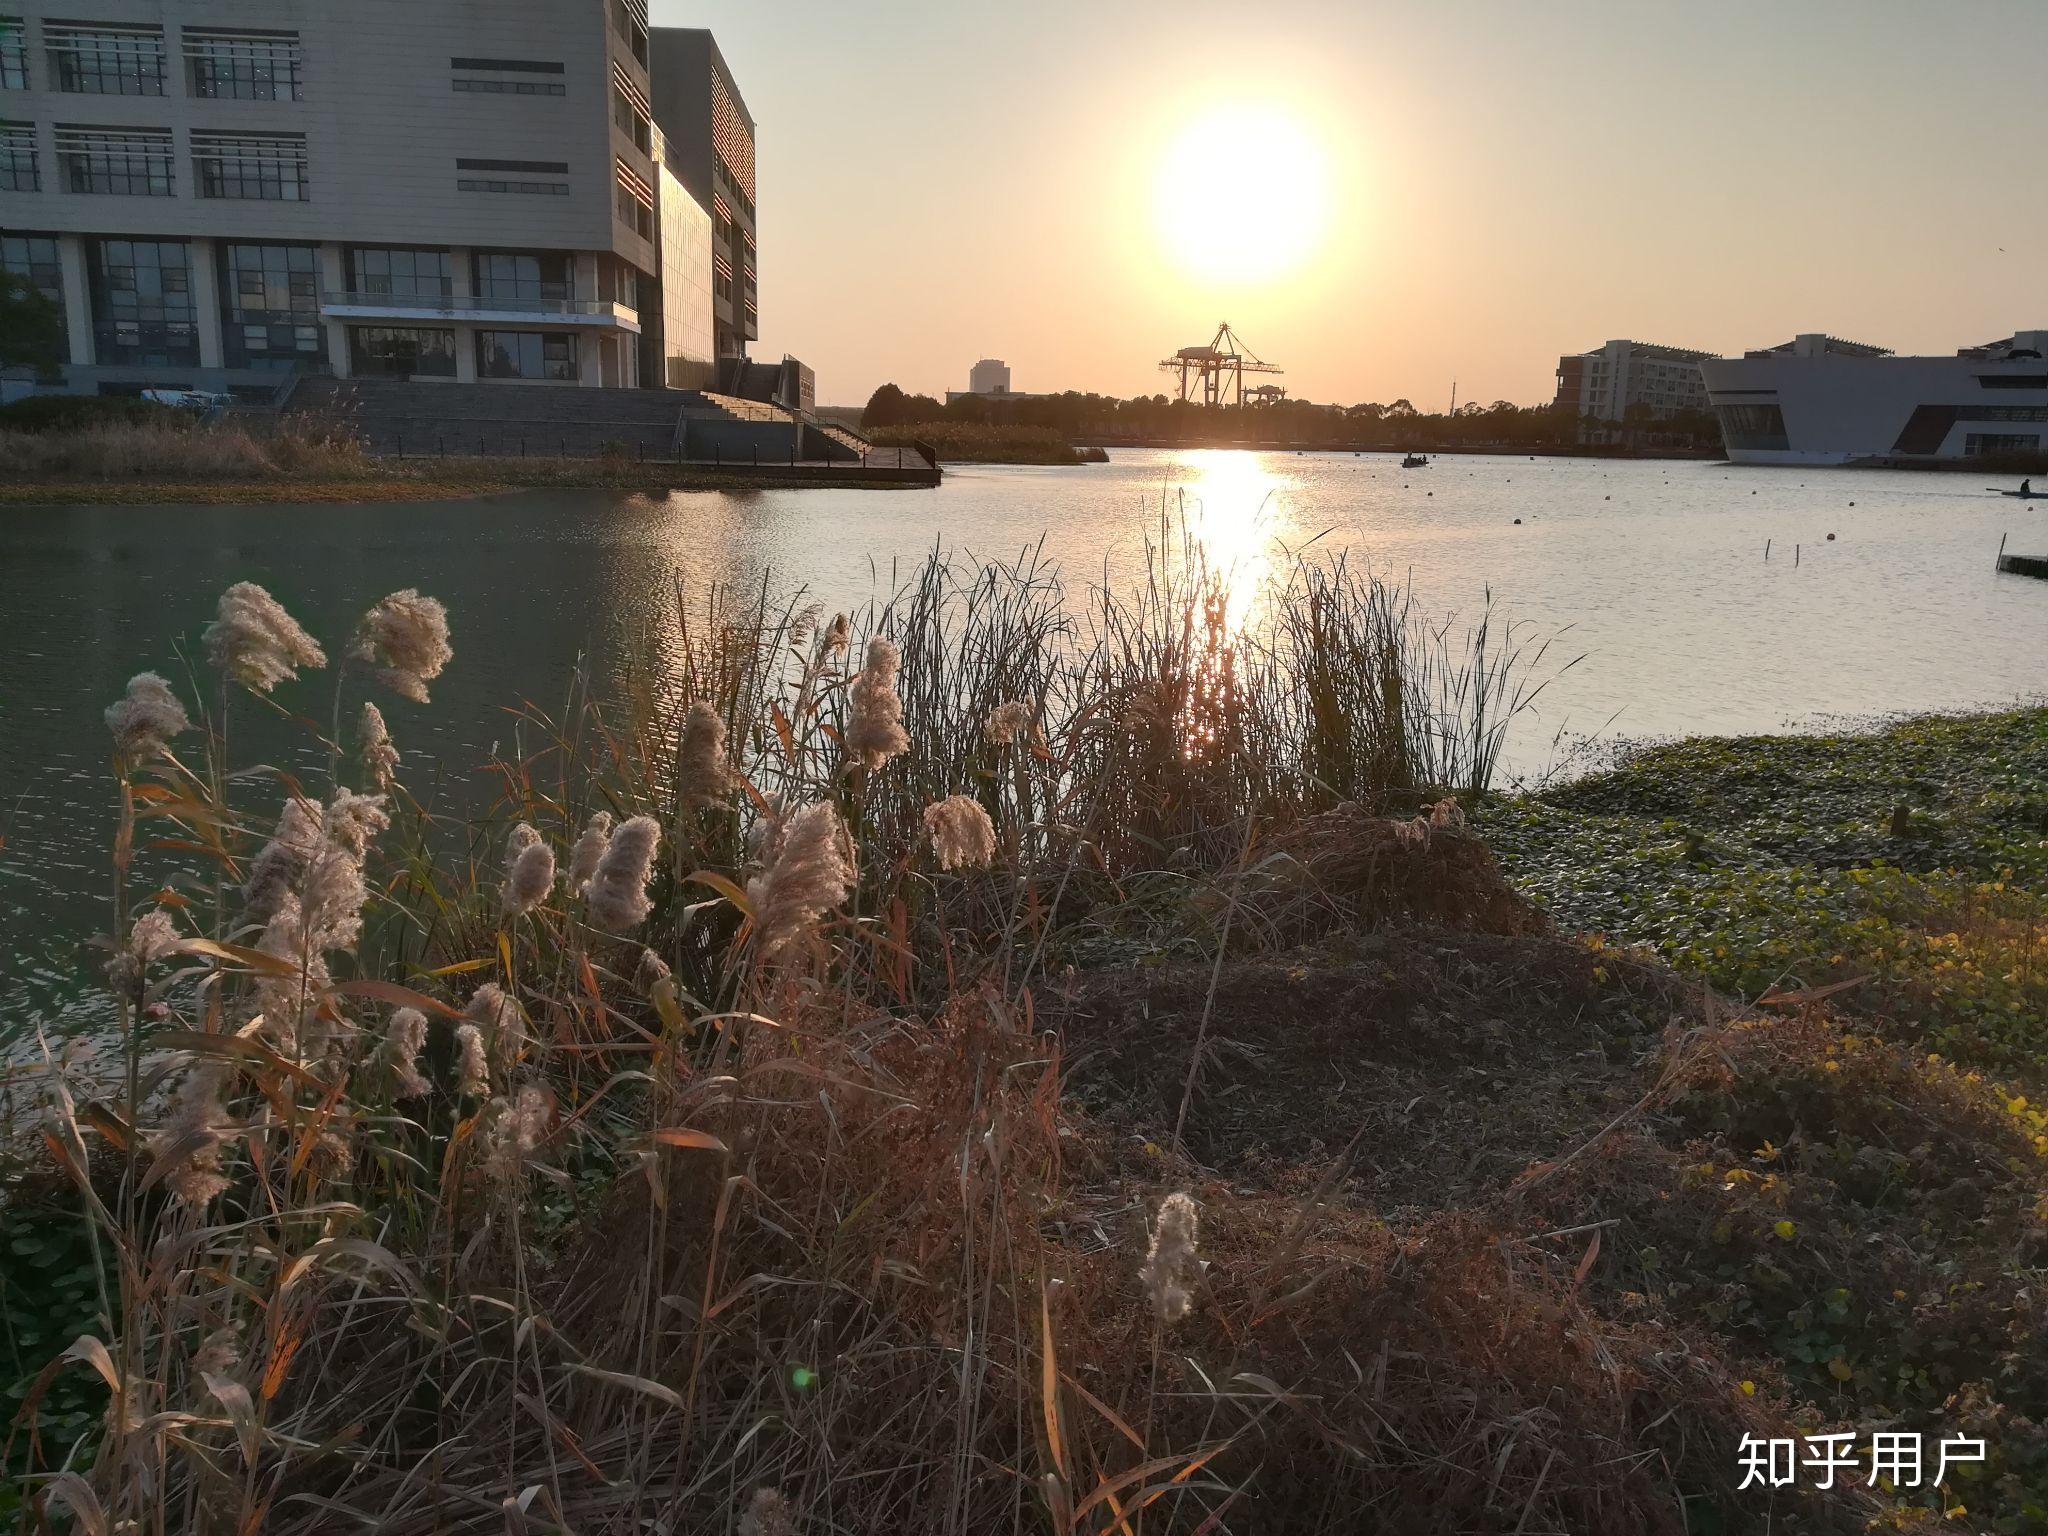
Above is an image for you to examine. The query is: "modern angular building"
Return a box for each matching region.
[0,1,757,396]
[1701,332,2048,466]
[1552,339,1716,437]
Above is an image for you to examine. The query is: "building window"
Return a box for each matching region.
[88,239,197,365]
[1,233,67,361]
[477,330,576,381]
[457,157,568,197]
[474,252,571,304]
[0,119,34,189]
[458,176,567,195]
[1717,403,1789,452]
[612,2,647,66]
[1,15,26,88]
[449,56,564,75]
[1965,433,2042,457]
[47,23,165,95]
[56,126,173,195]
[347,248,452,300]
[187,29,302,101]
[616,161,653,240]
[350,326,456,379]
[219,244,324,370]
[194,133,308,201]
[453,77,564,96]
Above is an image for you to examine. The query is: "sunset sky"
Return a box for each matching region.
[667,0,2048,410]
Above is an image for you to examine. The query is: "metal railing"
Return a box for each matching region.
[319,291,639,323]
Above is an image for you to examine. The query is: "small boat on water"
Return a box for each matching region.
[1990,486,2045,499]
[1401,453,1430,469]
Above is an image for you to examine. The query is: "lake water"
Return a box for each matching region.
[4,448,2046,1056]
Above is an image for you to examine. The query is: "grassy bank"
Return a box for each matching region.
[1482,708,2048,1073]
[7,549,2046,1531]
[866,421,1106,464]
[0,422,935,503]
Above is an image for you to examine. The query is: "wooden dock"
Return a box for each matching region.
[1996,552,2048,580]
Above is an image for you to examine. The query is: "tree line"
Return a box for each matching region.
[861,382,1724,454]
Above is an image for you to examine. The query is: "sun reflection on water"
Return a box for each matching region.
[1176,450,1288,632]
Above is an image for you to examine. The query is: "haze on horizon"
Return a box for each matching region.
[670,0,2048,410]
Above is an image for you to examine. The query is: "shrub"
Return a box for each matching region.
[0,394,192,435]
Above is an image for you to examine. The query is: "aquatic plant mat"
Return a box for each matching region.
[6,543,2044,1532]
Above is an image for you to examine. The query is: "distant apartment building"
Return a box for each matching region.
[0,1,756,395]
[1702,330,2048,465]
[1553,339,1716,435]
[647,27,755,365]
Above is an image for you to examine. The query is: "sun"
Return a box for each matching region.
[1154,105,1332,287]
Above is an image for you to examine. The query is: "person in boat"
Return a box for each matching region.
[2023,479,2033,496]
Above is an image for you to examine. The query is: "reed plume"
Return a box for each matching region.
[464,982,524,1069]
[241,799,319,931]
[583,814,660,933]
[358,701,399,790]
[107,908,181,993]
[677,700,737,812]
[745,801,854,961]
[252,895,331,1058]
[500,823,555,916]
[633,947,672,994]
[1140,1191,1201,1326]
[352,588,452,703]
[568,811,614,889]
[150,1065,232,1207]
[104,672,191,761]
[203,581,327,693]
[454,1022,490,1098]
[383,1006,430,1099]
[845,635,910,771]
[923,795,997,870]
[983,699,1034,746]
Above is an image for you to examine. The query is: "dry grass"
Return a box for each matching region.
[0,421,375,483]
[12,547,2031,1532]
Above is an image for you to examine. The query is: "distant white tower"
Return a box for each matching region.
[969,358,1012,396]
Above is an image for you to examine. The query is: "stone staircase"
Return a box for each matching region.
[291,379,691,458]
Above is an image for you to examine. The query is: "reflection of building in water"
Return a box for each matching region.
[0,2,762,399]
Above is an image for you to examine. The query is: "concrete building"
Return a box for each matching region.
[0,0,752,396]
[947,357,1041,406]
[646,27,755,365]
[1702,331,2048,466]
[1553,339,1716,435]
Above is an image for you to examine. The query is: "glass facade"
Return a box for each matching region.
[351,326,456,379]
[477,330,576,381]
[347,248,454,300]
[1,233,66,362]
[195,135,308,201]
[51,27,166,95]
[1717,404,1790,453]
[1,16,26,89]
[60,130,174,196]
[88,239,197,365]
[219,244,325,370]
[474,253,572,303]
[189,31,301,101]
[0,120,33,189]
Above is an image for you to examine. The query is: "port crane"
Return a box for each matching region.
[1159,322,1283,407]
